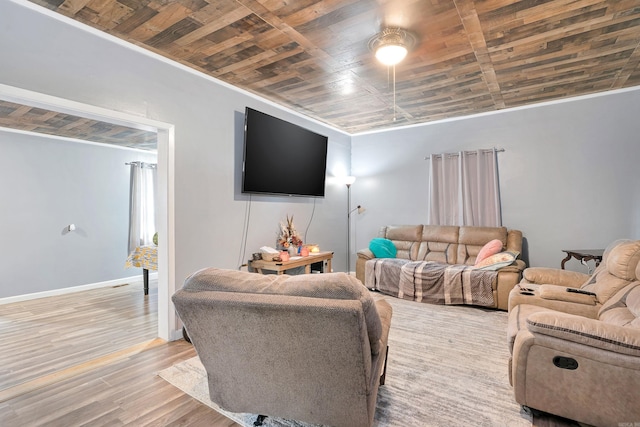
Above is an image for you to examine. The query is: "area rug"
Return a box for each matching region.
[158,296,532,426]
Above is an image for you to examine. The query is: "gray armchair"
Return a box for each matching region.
[172,268,392,427]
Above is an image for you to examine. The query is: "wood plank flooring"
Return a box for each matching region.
[0,281,157,389]
[0,281,241,426]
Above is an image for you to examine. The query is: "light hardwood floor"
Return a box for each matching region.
[0,280,241,426]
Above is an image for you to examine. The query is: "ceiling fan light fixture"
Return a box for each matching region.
[375,44,408,66]
[369,28,415,66]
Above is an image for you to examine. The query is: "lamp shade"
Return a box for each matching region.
[375,44,408,66]
[344,176,356,186]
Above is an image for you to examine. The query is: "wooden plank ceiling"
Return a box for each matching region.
[0,99,158,150]
[16,0,640,137]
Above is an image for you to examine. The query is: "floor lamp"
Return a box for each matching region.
[345,176,365,274]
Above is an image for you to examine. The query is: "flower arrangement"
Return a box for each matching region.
[278,214,303,249]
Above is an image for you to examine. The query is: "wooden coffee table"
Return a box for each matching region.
[249,251,333,275]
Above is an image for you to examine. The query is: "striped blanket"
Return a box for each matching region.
[365,259,497,307]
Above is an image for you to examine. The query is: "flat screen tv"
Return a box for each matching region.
[242,107,328,197]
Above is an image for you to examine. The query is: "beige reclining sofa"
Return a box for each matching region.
[172,268,392,427]
[356,225,525,310]
[508,239,640,426]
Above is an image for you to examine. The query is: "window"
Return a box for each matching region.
[428,149,502,227]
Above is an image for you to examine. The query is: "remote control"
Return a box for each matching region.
[566,288,596,296]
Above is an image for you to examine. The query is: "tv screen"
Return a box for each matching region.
[242,107,328,197]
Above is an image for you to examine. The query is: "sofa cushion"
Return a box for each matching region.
[476,239,504,265]
[421,225,459,242]
[382,224,423,241]
[457,226,508,265]
[629,283,640,319]
[599,282,640,327]
[604,240,640,281]
[369,238,397,258]
[418,241,455,263]
[381,225,422,260]
[582,271,637,305]
[416,225,459,263]
[578,240,640,304]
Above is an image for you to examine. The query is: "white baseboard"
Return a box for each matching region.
[0,273,159,305]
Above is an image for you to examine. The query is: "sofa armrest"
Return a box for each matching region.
[506,229,523,253]
[537,285,597,305]
[497,259,526,273]
[526,311,640,357]
[356,250,375,283]
[522,267,589,287]
[494,260,526,311]
[357,248,375,261]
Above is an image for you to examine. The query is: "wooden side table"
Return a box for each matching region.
[249,251,333,275]
[561,249,604,272]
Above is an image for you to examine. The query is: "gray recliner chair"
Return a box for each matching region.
[172,268,392,427]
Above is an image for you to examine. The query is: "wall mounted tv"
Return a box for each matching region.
[242,107,328,197]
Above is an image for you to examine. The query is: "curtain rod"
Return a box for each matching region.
[424,148,504,160]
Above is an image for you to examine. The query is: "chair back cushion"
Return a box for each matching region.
[605,240,640,281]
[598,282,640,327]
[457,226,508,266]
[629,284,640,324]
[582,240,640,303]
[416,225,459,264]
[380,225,423,260]
[181,268,383,354]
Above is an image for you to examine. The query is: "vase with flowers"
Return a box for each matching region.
[277,214,303,256]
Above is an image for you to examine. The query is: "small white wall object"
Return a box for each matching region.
[68,224,76,232]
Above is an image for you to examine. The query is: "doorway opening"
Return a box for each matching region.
[0,83,176,340]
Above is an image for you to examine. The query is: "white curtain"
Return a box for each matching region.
[128,162,157,254]
[428,148,501,227]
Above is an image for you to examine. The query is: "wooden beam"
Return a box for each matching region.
[453,0,505,109]
[611,39,640,88]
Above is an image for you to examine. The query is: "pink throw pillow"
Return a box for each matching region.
[475,239,503,265]
[474,251,518,270]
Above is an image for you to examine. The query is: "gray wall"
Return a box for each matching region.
[0,0,352,296]
[351,89,640,271]
[2,1,638,289]
[0,130,157,297]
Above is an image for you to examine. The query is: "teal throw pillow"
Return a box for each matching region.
[369,238,397,258]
